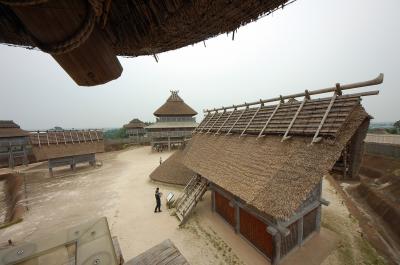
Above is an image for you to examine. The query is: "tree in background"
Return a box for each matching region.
[394,120,400,129]
[104,128,128,139]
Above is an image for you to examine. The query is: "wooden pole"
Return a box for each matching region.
[205,74,383,113]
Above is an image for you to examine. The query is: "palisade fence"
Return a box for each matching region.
[104,137,150,146]
[364,134,400,159]
[365,134,400,145]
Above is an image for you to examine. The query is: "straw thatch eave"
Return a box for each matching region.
[154,91,197,117]
[0,0,293,56]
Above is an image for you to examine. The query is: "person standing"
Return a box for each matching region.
[154,187,162,212]
[159,157,162,165]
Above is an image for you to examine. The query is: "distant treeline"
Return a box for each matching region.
[369,120,400,135]
[103,121,153,139]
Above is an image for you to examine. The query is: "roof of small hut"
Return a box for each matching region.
[123,118,146,129]
[154,91,197,117]
[0,120,29,138]
[0,0,293,56]
[150,149,195,186]
[183,99,370,221]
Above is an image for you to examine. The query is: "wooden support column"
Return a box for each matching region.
[297,217,304,246]
[316,206,322,233]
[268,227,281,265]
[235,203,240,234]
[211,190,216,212]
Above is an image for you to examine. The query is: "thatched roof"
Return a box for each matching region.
[0,120,29,138]
[197,94,362,138]
[0,0,293,56]
[154,91,197,117]
[124,118,145,129]
[150,149,195,186]
[183,105,370,221]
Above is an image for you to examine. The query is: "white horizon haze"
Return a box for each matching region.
[0,0,399,130]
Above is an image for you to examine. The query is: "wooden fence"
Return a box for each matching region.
[365,134,400,145]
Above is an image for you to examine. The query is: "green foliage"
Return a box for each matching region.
[394,120,400,129]
[385,128,399,134]
[104,128,128,139]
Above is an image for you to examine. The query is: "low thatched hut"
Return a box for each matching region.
[0,0,296,86]
[0,121,29,168]
[150,149,195,185]
[178,74,382,264]
[146,91,198,151]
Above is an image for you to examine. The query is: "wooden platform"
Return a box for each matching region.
[125,239,189,265]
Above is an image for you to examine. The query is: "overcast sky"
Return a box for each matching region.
[0,0,399,130]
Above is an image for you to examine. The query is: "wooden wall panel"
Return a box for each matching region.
[239,208,273,258]
[215,191,236,227]
[303,208,318,240]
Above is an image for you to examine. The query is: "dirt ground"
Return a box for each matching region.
[0,147,390,265]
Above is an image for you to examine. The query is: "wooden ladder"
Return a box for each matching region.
[175,175,208,225]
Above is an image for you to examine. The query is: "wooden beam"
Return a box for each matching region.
[215,108,235,135]
[240,104,262,137]
[226,108,246,136]
[206,112,223,134]
[199,111,216,133]
[311,92,337,144]
[258,103,280,138]
[205,73,383,112]
[282,98,307,142]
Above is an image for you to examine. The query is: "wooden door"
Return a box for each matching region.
[239,208,273,258]
[215,191,236,227]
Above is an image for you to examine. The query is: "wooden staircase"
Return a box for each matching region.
[175,175,208,225]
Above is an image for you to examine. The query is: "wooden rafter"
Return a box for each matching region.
[257,103,281,138]
[281,98,308,142]
[207,111,223,134]
[240,104,262,137]
[311,90,338,144]
[215,108,235,135]
[226,108,246,136]
[199,111,216,133]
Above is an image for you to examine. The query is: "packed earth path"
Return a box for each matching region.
[0,146,388,265]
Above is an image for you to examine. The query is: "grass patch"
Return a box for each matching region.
[356,237,387,265]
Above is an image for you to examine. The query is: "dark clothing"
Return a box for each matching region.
[154,191,161,212]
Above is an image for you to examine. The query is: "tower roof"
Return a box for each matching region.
[123,118,146,129]
[154,91,197,117]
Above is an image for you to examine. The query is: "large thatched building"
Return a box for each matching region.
[0,121,29,168]
[146,91,198,151]
[0,0,295,86]
[29,130,104,175]
[175,74,383,264]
